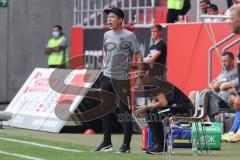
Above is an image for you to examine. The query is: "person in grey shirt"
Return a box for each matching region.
[189,52,237,105]
[93,7,144,153]
[189,52,238,120]
[103,28,140,80]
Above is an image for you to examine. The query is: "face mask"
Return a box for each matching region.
[52,31,60,39]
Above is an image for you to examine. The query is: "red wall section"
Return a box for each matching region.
[167,22,239,95]
[70,27,84,69]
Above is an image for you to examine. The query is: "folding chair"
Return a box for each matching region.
[167,90,211,155]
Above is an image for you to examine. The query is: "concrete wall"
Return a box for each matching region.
[0,0,74,102]
[0,5,8,102]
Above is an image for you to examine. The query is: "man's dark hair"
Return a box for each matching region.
[152,24,162,32]
[208,4,218,11]
[222,52,234,60]
[53,25,63,31]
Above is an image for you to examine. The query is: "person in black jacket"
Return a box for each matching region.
[144,24,167,77]
[135,80,193,154]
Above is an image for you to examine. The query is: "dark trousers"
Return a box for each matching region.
[147,103,193,146]
[167,9,179,23]
[146,109,164,146]
[48,64,66,69]
[101,76,132,146]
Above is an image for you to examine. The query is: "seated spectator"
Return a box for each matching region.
[189,52,237,121]
[200,0,211,14]
[204,4,224,22]
[214,69,239,142]
[189,52,237,105]
[135,80,194,154]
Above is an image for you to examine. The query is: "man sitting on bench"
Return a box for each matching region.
[189,52,238,120]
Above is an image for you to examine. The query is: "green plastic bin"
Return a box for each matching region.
[192,122,221,150]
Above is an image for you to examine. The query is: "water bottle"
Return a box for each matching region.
[192,138,198,156]
[167,133,173,155]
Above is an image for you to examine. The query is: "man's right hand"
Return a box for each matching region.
[135,106,147,116]
[234,96,240,111]
[209,81,221,91]
[228,95,236,105]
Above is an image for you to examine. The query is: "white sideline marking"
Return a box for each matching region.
[0,137,83,153]
[0,150,45,160]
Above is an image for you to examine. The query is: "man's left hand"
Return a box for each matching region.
[135,106,147,116]
[234,96,240,111]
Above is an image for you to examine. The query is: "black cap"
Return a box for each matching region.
[104,7,124,19]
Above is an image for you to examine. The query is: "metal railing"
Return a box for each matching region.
[208,33,238,84]
[201,15,230,20]
[222,38,240,53]
[200,14,237,84]
[200,15,230,23]
[74,0,158,27]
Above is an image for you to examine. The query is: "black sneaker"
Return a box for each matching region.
[93,142,113,152]
[142,144,154,152]
[146,144,164,155]
[116,144,131,153]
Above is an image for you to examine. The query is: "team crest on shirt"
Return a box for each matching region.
[120,37,125,41]
[119,41,131,50]
[119,37,130,50]
[105,42,117,51]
